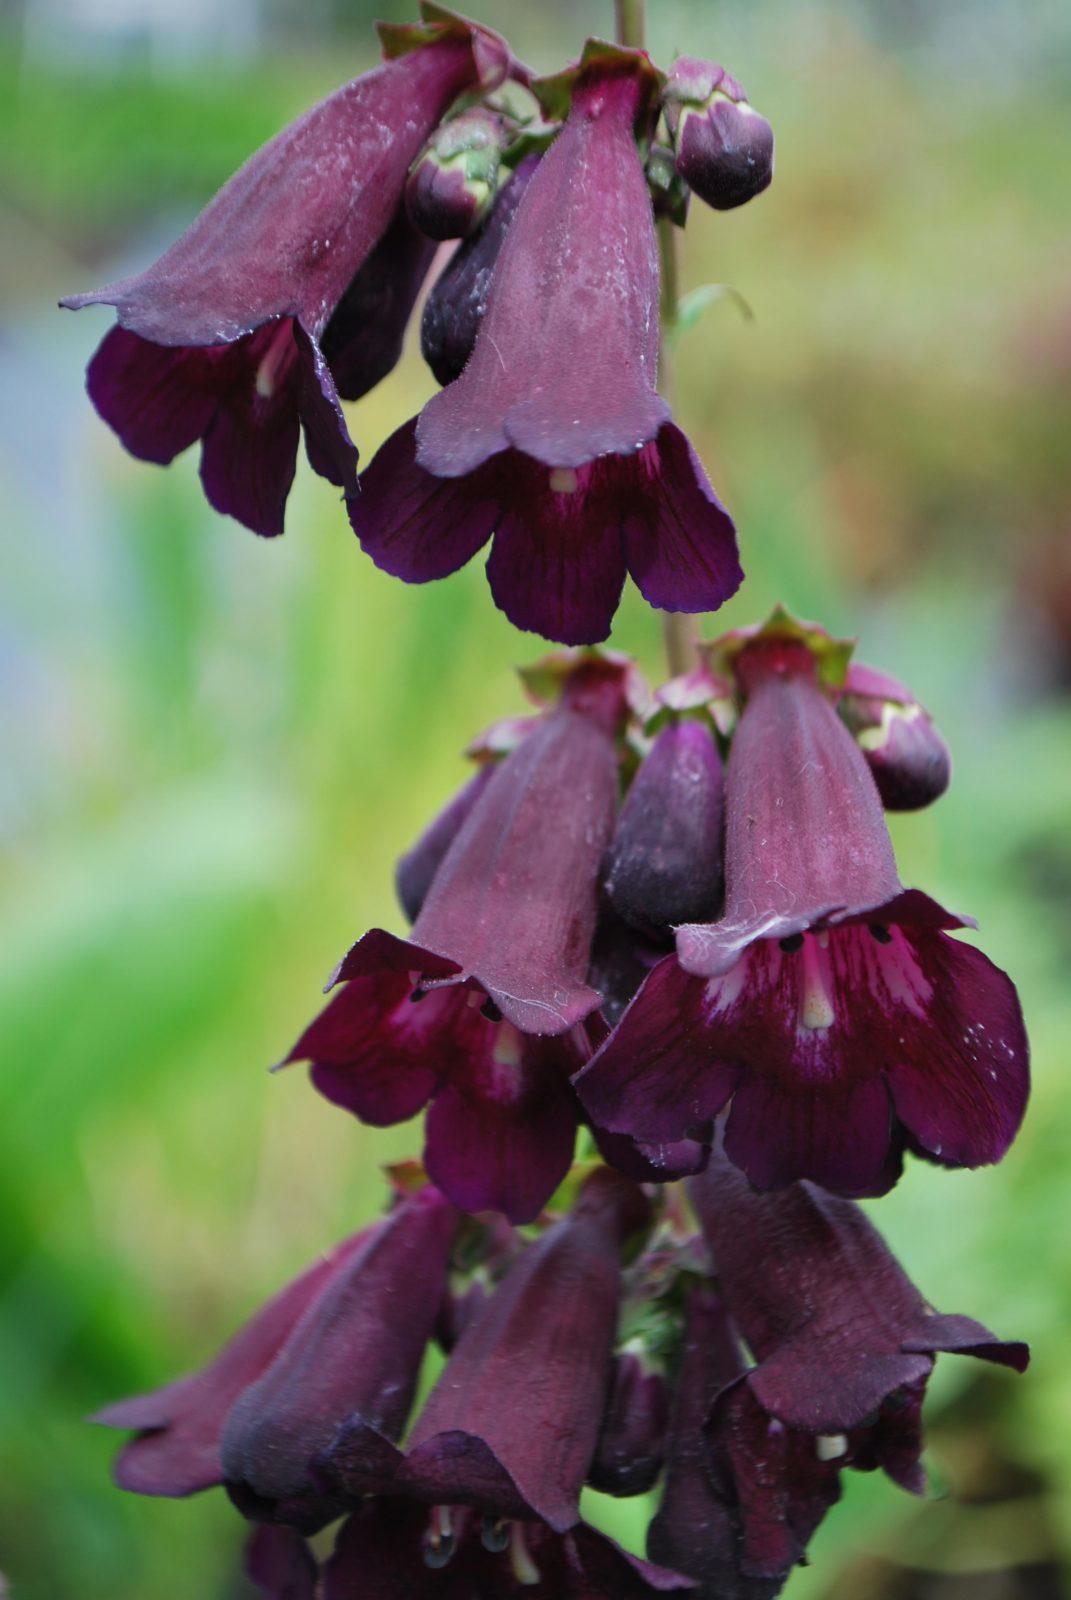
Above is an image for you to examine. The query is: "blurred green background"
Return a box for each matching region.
[1,0,1070,1595]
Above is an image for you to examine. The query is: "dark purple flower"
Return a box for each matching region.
[320,1498,693,1599]
[421,153,542,385]
[406,106,508,240]
[329,1169,650,1533]
[663,59,774,212]
[685,1154,1027,1581]
[838,661,952,811]
[395,760,497,922]
[575,620,1029,1195]
[62,8,510,536]
[604,717,725,937]
[352,43,741,645]
[95,1185,456,1531]
[648,1284,780,1600]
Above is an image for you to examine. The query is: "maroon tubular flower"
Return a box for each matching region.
[352,43,741,646]
[686,1156,1028,1581]
[328,1169,650,1534]
[838,661,952,811]
[321,1498,693,1599]
[421,153,541,386]
[648,1284,781,1600]
[219,1184,457,1531]
[61,7,509,536]
[663,59,774,212]
[604,718,725,938]
[92,1231,369,1498]
[576,626,1029,1195]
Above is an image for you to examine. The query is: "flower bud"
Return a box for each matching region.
[663,57,774,212]
[421,153,540,384]
[838,663,952,811]
[589,1337,670,1497]
[604,718,725,938]
[406,107,507,241]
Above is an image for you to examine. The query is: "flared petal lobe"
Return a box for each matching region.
[220,1185,458,1531]
[416,61,667,478]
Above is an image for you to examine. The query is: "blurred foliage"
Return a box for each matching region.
[1,2,1070,1597]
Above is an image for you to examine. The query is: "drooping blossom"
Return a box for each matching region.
[62,6,511,535]
[352,42,742,645]
[94,1184,457,1532]
[663,59,774,211]
[838,660,952,810]
[282,655,636,1220]
[685,1153,1028,1585]
[325,1168,650,1532]
[576,614,1029,1195]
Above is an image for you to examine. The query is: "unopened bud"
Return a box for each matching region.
[839,663,952,811]
[663,57,774,212]
[406,107,506,241]
[589,1338,670,1496]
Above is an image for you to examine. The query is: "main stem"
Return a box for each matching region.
[614,0,701,679]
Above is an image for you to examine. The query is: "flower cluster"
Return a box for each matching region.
[95,1159,1025,1598]
[285,617,1028,1217]
[63,6,774,642]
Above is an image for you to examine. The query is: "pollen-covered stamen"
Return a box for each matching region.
[423,1505,456,1569]
[549,467,579,495]
[869,924,893,944]
[815,1432,848,1461]
[798,933,835,1031]
[509,1521,542,1586]
[481,1515,511,1553]
[253,319,297,399]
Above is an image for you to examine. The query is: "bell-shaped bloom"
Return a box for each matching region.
[319,1498,693,1599]
[663,59,774,212]
[604,717,725,938]
[838,661,952,811]
[94,1185,457,1532]
[61,6,510,536]
[328,1169,649,1533]
[686,1155,1027,1582]
[589,1336,671,1497]
[421,153,541,386]
[648,1284,780,1600]
[394,761,497,923]
[406,106,507,240]
[283,665,630,1220]
[352,43,742,645]
[576,623,1029,1195]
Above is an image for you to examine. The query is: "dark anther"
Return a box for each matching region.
[779,933,804,953]
[868,924,893,944]
[480,1516,511,1553]
[410,987,428,1004]
[480,998,503,1023]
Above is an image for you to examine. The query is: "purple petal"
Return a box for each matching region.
[395,764,497,923]
[84,326,221,464]
[567,1524,697,1596]
[350,417,498,582]
[294,327,359,492]
[885,932,1029,1170]
[244,1526,319,1600]
[416,67,665,478]
[424,1028,580,1223]
[574,955,740,1145]
[199,338,301,538]
[411,710,616,1033]
[321,1501,436,1600]
[623,424,742,616]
